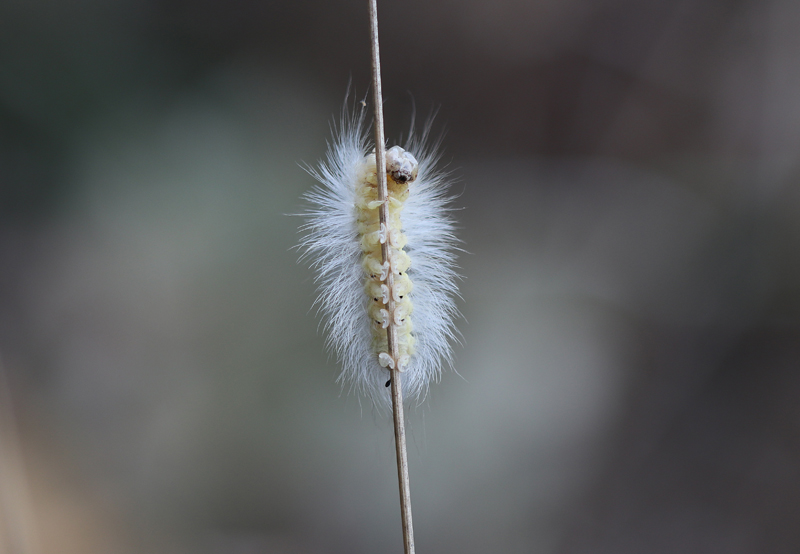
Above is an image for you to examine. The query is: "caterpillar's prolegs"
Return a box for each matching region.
[356,146,419,371]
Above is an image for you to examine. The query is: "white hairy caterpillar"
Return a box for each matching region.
[299,103,460,409]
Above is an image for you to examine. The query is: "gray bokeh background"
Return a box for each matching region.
[1,0,799,553]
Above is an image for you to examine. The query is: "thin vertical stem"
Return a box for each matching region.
[368,1,415,553]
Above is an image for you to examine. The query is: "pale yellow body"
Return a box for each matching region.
[355,147,417,368]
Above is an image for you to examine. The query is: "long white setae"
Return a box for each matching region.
[299,104,461,410]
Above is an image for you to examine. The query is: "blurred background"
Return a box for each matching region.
[1,0,799,552]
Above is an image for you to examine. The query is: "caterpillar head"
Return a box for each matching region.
[386,145,418,185]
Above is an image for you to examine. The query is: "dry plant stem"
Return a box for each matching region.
[368,1,415,553]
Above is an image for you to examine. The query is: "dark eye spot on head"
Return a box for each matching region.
[399,295,403,299]
[374,298,378,301]
[385,379,391,387]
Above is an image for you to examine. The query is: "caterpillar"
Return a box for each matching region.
[299,103,461,409]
